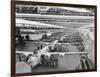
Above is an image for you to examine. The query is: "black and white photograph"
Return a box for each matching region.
[13,1,96,75]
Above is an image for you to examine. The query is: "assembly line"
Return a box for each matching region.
[15,4,95,73]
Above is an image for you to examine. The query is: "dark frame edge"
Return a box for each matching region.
[94,5,97,70]
[11,1,16,77]
[15,69,97,76]
[13,0,97,7]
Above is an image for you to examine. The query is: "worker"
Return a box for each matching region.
[25,34,30,40]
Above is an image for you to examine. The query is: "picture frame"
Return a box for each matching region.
[11,0,97,76]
